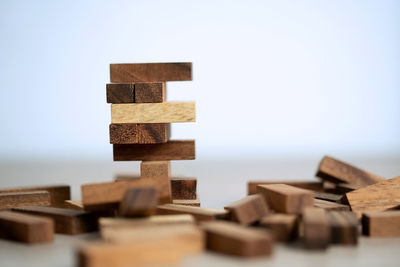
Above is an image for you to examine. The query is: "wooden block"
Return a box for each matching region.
[334,183,362,194]
[173,198,201,207]
[113,140,195,161]
[111,102,195,124]
[259,214,298,242]
[119,187,158,217]
[0,210,53,243]
[157,204,229,222]
[140,160,170,178]
[106,83,134,103]
[257,184,314,214]
[316,156,385,186]
[0,184,70,208]
[314,199,350,211]
[99,215,195,230]
[110,62,192,83]
[314,191,343,203]
[12,206,98,235]
[64,200,84,210]
[327,211,358,245]
[114,174,141,181]
[248,181,323,195]
[0,191,50,210]
[109,123,170,144]
[224,194,269,225]
[200,221,273,257]
[171,177,197,199]
[303,207,330,249]
[362,211,400,237]
[135,82,166,103]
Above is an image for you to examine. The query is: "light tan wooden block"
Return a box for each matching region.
[157,204,229,222]
[99,215,195,230]
[224,194,269,225]
[362,210,400,237]
[173,198,201,207]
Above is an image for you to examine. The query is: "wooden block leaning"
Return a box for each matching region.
[248,181,324,195]
[224,194,269,225]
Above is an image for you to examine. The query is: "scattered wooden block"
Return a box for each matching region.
[173,198,201,207]
[0,210,54,244]
[259,214,298,242]
[314,191,343,203]
[362,211,400,237]
[12,206,98,235]
[314,199,350,211]
[327,211,358,245]
[303,207,330,249]
[111,102,195,124]
[200,221,273,257]
[334,183,362,194]
[248,181,324,195]
[135,82,166,103]
[0,191,50,210]
[64,200,84,210]
[224,194,269,225]
[316,156,384,186]
[157,204,229,222]
[109,123,170,144]
[106,83,134,103]
[140,160,170,178]
[257,184,314,214]
[110,62,192,83]
[119,187,158,217]
[113,140,195,161]
[99,215,195,230]
[171,177,197,199]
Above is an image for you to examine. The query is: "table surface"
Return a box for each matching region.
[0,156,399,267]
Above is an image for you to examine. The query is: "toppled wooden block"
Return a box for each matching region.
[200,221,273,257]
[0,191,50,210]
[171,177,197,199]
[248,181,324,195]
[12,206,98,235]
[257,184,314,214]
[316,156,384,186]
[109,123,170,144]
[140,160,170,178]
[303,208,330,249]
[106,83,134,103]
[135,82,166,103]
[0,210,53,244]
[327,211,358,245]
[173,198,201,207]
[259,214,298,242]
[362,211,400,237]
[314,199,350,211]
[119,187,158,217]
[99,215,195,230]
[157,204,229,222]
[64,200,84,210]
[224,194,269,225]
[314,191,343,203]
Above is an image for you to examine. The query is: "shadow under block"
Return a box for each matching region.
[200,221,273,257]
[0,211,54,243]
[12,206,98,235]
[113,140,195,161]
[111,102,195,124]
[334,183,362,194]
[140,160,170,178]
[316,156,385,186]
[362,211,400,237]
[157,204,229,222]
[314,199,350,211]
[248,181,324,195]
[118,187,158,217]
[110,123,170,144]
[173,198,201,207]
[0,191,50,210]
[110,62,192,83]
[303,207,330,249]
[135,82,166,103]
[327,211,358,245]
[259,214,298,242]
[257,184,314,214]
[106,83,134,103]
[224,194,269,225]
[314,191,343,203]
[0,184,70,208]
[171,177,197,199]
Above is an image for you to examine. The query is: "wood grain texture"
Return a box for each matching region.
[0,191,50,210]
[64,200,84,210]
[109,123,170,144]
[157,204,229,222]
[200,221,273,257]
[140,160,170,178]
[257,184,314,214]
[362,211,400,237]
[259,214,298,242]
[110,62,192,83]
[173,198,201,207]
[224,194,269,225]
[316,156,385,186]
[171,177,197,199]
[327,211,358,245]
[303,207,330,249]
[314,199,350,211]
[111,102,195,123]
[113,140,195,161]
[106,83,134,103]
[0,210,54,243]
[314,191,343,203]
[118,187,158,217]
[248,181,323,195]
[99,215,195,230]
[135,82,166,103]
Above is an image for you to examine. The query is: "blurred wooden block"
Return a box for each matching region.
[157,204,229,222]
[141,160,170,178]
[303,207,330,249]
[0,184,70,208]
[362,211,400,237]
[257,184,314,214]
[113,140,195,161]
[248,181,323,195]
[110,62,192,83]
[0,191,50,210]
[109,123,170,144]
[259,214,298,242]
[64,200,84,210]
[334,183,362,194]
[135,82,166,103]
[119,187,158,217]
[314,191,343,203]
[0,210,54,244]
[327,211,358,245]
[114,174,140,181]
[314,199,350,211]
[171,177,197,199]
[111,102,195,124]
[200,221,273,257]
[173,198,200,207]
[224,194,269,225]
[99,215,195,230]
[106,83,134,103]
[316,156,384,186]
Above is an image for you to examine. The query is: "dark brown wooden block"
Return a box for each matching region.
[327,211,358,245]
[109,123,170,144]
[224,194,269,225]
[248,181,324,195]
[113,140,195,161]
[12,206,98,235]
[119,187,158,217]
[171,177,197,200]
[314,191,343,203]
[110,63,192,83]
[135,82,166,103]
[0,191,50,210]
[334,183,362,194]
[314,199,350,211]
[157,204,229,222]
[106,83,134,103]
[200,221,273,257]
[259,214,298,242]
[303,207,330,249]
[0,210,54,243]
[362,210,400,237]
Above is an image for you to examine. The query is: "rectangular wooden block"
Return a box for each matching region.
[157,204,229,222]
[314,199,350,211]
[257,184,314,214]
[314,191,343,203]
[106,83,134,103]
[99,215,195,230]
[248,181,324,195]
[362,211,400,237]
[110,62,192,83]
[259,214,298,242]
[12,206,98,235]
[316,156,385,186]
[224,194,269,225]
[109,123,170,144]
[0,210,54,244]
[171,177,197,199]
[173,198,201,207]
[140,160,170,178]
[327,211,358,245]
[111,102,195,124]
[303,207,330,249]
[119,187,158,217]
[0,191,50,210]
[135,82,166,103]
[113,140,195,161]
[200,221,273,257]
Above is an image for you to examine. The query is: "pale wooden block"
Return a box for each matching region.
[99,215,195,230]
